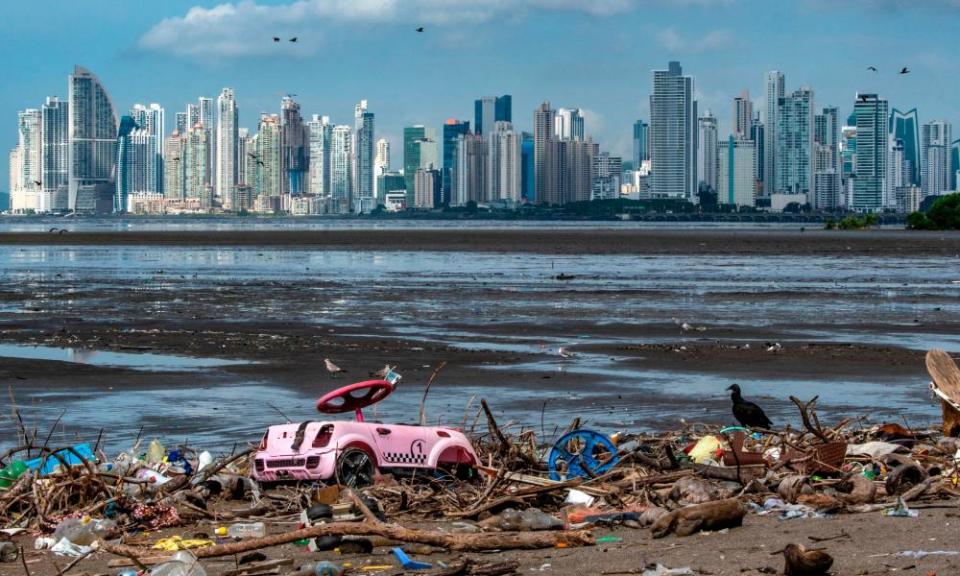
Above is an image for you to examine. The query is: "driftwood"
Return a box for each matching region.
[448,478,583,519]
[650,498,747,538]
[927,349,960,437]
[100,521,595,559]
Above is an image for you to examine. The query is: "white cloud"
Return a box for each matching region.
[656,27,734,53]
[140,0,731,58]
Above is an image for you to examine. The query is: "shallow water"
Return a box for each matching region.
[0,244,956,452]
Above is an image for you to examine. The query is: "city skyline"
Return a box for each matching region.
[3,1,959,194]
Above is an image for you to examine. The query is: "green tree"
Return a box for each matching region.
[926,193,960,230]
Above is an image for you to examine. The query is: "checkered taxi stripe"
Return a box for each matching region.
[384,452,427,464]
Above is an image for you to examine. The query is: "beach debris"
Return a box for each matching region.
[883,496,919,518]
[557,346,575,358]
[324,358,344,373]
[765,342,782,352]
[927,348,960,437]
[547,429,620,480]
[775,543,833,576]
[483,508,563,531]
[642,564,696,576]
[650,498,747,538]
[393,547,432,570]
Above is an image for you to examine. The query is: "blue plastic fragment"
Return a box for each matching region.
[547,430,620,481]
[392,547,432,570]
[23,444,95,476]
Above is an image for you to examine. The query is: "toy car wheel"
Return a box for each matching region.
[336,448,376,488]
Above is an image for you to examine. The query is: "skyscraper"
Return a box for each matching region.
[280,97,308,196]
[718,136,757,207]
[733,91,753,139]
[184,122,210,207]
[890,108,920,186]
[521,132,535,203]
[307,115,332,197]
[352,100,375,213]
[374,137,390,203]
[775,87,814,197]
[403,125,436,203]
[129,103,164,196]
[763,71,785,196]
[533,102,556,204]
[650,61,697,200]
[175,112,188,135]
[474,95,511,136]
[116,115,143,212]
[69,66,118,212]
[255,114,282,199]
[163,129,186,200]
[852,93,889,211]
[41,97,69,210]
[555,108,585,141]
[199,97,214,190]
[487,121,521,202]
[442,119,470,205]
[632,120,649,168]
[216,88,238,209]
[455,133,488,206]
[697,111,718,192]
[413,168,441,208]
[921,120,953,198]
[814,106,840,209]
[13,109,41,212]
[330,125,352,212]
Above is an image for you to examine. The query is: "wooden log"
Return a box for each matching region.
[100,521,594,559]
[650,498,747,538]
[927,349,960,437]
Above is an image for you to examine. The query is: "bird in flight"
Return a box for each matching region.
[900,66,910,74]
[33,180,42,187]
[272,37,280,42]
[289,37,298,43]
[415,27,425,33]
[867,66,877,72]
[858,94,870,102]
[726,383,773,430]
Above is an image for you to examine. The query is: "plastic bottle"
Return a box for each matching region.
[214,522,266,539]
[0,460,28,489]
[313,562,343,576]
[150,550,206,576]
[146,439,165,465]
[52,517,117,546]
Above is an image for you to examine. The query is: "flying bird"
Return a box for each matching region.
[33,180,42,187]
[289,37,298,43]
[415,27,425,33]
[726,383,773,430]
[773,544,833,576]
[273,37,280,42]
[324,358,344,374]
[858,94,870,102]
[867,66,877,72]
[899,66,910,74]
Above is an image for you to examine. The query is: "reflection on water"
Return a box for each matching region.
[0,343,247,371]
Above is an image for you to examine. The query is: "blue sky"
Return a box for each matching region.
[3,0,959,191]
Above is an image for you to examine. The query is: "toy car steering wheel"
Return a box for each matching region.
[317,380,394,421]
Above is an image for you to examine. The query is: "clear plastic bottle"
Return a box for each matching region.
[214,522,266,539]
[53,517,118,546]
[150,550,206,576]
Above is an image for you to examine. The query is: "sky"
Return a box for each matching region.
[3,0,959,192]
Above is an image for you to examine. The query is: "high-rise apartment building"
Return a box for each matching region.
[352,100,375,213]
[592,152,622,201]
[718,136,757,207]
[307,115,332,197]
[487,121,521,203]
[650,61,697,200]
[255,114,282,199]
[890,108,920,186]
[163,130,186,200]
[374,137,390,203]
[922,120,953,198]
[280,97,308,195]
[763,71,785,196]
[852,93,888,211]
[697,111,718,192]
[41,97,70,210]
[775,87,814,197]
[733,91,753,139]
[129,103,164,197]
[521,132,535,203]
[216,88,238,209]
[184,122,210,207]
[330,125,353,212]
[455,133,487,206]
[442,119,469,205]
[533,102,556,204]
[14,109,41,212]
[402,125,436,203]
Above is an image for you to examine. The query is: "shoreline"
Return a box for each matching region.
[0,228,958,255]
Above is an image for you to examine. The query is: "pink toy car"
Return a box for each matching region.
[252,377,478,486]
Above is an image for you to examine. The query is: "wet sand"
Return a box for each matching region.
[0,228,957,451]
[0,227,960,255]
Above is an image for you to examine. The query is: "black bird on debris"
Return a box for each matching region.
[727,383,773,430]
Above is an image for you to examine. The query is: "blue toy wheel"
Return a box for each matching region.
[548,429,620,481]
